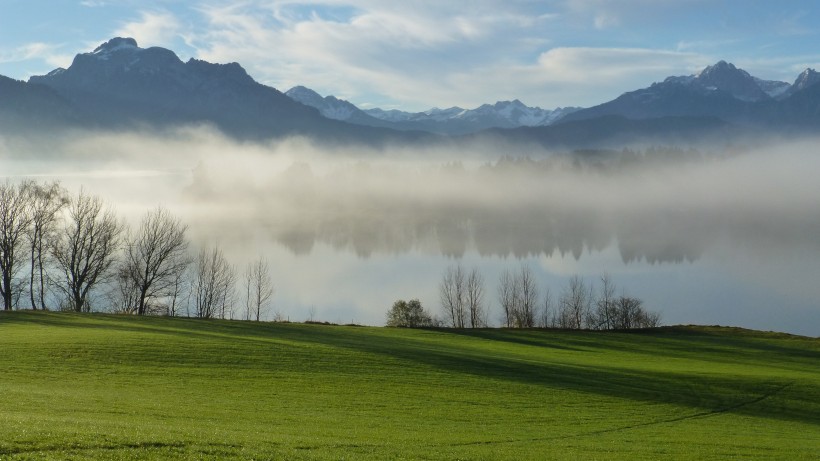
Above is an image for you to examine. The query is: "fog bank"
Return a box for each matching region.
[2,127,818,335]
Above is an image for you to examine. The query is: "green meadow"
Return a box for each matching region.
[0,311,818,460]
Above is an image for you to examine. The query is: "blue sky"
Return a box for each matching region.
[2,1,820,111]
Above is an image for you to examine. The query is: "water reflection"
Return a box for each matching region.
[181,153,820,268]
[3,130,819,335]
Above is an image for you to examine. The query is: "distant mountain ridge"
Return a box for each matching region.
[15,37,427,145]
[561,61,820,127]
[285,85,580,134]
[2,37,820,148]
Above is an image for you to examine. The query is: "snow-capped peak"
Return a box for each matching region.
[690,60,770,101]
[696,60,735,78]
[285,86,324,105]
[791,68,820,92]
[91,37,140,60]
[285,86,359,121]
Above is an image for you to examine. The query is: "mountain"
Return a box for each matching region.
[4,40,820,148]
[559,61,820,127]
[284,86,395,128]
[23,37,425,144]
[693,60,771,102]
[363,100,580,134]
[0,75,81,130]
[787,68,820,96]
[753,77,791,99]
[284,85,579,135]
[365,100,576,127]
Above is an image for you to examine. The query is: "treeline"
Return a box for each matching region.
[388,264,660,330]
[4,179,659,329]
[0,180,273,319]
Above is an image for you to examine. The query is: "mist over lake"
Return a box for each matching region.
[2,128,818,336]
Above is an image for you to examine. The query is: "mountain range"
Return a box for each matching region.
[4,37,427,145]
[1,37,820,149]
[284,85,580,135]
[560,61,820,129]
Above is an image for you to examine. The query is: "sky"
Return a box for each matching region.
[2,1,820,111]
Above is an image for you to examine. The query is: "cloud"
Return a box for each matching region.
[0,42,73,70]
[185,1,569,109]
[536,47,706,82]
[184,1,719,109]
[115,10,182,49]
[563,0,712,29]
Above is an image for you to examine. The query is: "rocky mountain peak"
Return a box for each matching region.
[694,60,769,101]
[92,37,139,55]
[792,68,820,92]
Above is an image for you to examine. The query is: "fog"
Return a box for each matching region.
[2,127,819,336]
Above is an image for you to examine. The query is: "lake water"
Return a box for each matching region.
[2,131,819,336]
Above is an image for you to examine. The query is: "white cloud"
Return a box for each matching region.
[186,1,575,109]
[536,47,706,82]
[115,10,182,49]
[0,42,73,70]
[563,0,717,33]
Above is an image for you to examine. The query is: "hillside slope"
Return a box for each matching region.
[0,311,818,460]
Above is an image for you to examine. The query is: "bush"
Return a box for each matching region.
[386,299,433,328]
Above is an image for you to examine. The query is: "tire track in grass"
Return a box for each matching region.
[448,381,794,447]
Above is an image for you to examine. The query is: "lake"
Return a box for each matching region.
[2,130,818,336]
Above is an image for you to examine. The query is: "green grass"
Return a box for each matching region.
[0,311,818,460]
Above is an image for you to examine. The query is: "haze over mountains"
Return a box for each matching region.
[1,37,820,148]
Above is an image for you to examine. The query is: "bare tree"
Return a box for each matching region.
[166,252,188,317]
[0,181,33,310]
[613,295,641,329]
[26,181,67,310]
[191,244,235,319]
[244,256,274,321]
[121,207,189,315]
[640,309,662,328]
[306,305,317,323]
[110,268,140,314]
[465,267,485,328]
[52,191,123,312]
[440,264,466,328]
[540,286,553,328]
[559,275,591,329]
[591,274,616,330]
[514,264,538,328]
[612,295,661,329]
[218,261,236,320]
[498,269,516,328]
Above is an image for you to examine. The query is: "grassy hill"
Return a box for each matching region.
[0,311,818,460]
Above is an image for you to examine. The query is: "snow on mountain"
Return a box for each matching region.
[661,62,790,101]
[285,86,359,121]
[693,61,771,102]
[558,60,816,125]
[361,108,415,123]
[26,37,412,143]
[91,37,139,60]
[753,77,791,99]
[365,100,579,127]
[422,107,467,121]
[16,38,820,142]
[284,86,581,134]
[789,68,820,94]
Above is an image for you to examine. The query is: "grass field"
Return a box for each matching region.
[0,311,818,460]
